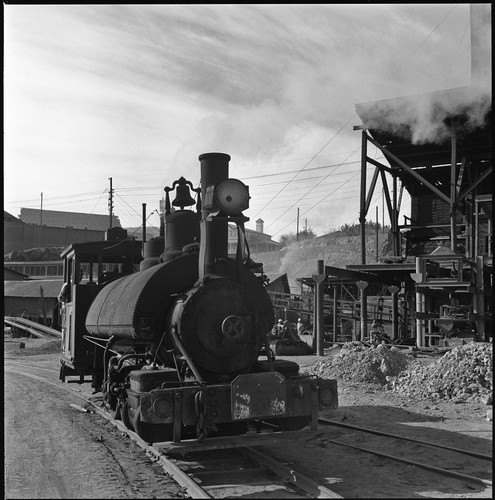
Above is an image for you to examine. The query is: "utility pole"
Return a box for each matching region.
[39,192,43,247]
[142,203,147,244]
[376,205,379,262]
[296,207,300,241]
[108,177,114,229]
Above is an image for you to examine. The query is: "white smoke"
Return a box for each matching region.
[359,83,491,145]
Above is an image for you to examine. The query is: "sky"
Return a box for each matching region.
[4,4,483,241]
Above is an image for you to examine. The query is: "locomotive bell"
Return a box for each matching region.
[172,181,196,209]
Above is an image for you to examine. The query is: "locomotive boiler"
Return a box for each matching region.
[59,152,338,443]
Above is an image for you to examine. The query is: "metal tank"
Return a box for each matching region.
[85,253,198,340]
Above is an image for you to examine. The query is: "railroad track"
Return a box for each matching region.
[317,417,492,488]
[4,359,341,498]
[5,358,492,498]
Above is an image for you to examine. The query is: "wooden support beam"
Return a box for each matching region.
[373,142,451,205]
[457,166,492,203]
[365,165,380,214]
[366,156,393,174]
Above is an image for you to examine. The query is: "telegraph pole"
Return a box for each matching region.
[108,177,114,229]
[296,207,300,241]
[39,192,43,247]
[142,203,147,244]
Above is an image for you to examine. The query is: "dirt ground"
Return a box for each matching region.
[4,335,186,499]
[4,334,493,499]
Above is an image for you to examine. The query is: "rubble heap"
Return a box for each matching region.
[306,342,412,385]
[387,342,493,404]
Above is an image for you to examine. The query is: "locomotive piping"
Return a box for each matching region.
[103,335,117,390]
[170,325,205,383]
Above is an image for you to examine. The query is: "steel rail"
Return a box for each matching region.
[5,364,211,499]
[318,418,492,461]
[242,447,343,499]
[323,438,492,487]
[7,363,341,498]
[4,360,60,375]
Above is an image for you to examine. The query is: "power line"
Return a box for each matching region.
[382,4,459,88]
[265,144,362,232]
[258,4,460,236]
[251,113,360,221]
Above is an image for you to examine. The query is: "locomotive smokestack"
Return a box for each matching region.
[198,152,231,279]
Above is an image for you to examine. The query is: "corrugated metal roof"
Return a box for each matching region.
[4,279,64,298]
[20,208,121,231]
[4,211,21,223]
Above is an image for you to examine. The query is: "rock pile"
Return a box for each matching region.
[306,342,413,385]
[387,342,493,405]
[4,247,65,261]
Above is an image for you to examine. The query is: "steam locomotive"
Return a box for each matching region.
[59,152,338,443]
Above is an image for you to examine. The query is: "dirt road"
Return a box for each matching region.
[4,340,185,499]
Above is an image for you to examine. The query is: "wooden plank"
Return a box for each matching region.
[4,318,49,339]
[154,429,318,455]
[5,316,62,337]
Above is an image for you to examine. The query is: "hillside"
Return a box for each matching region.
[252,230,391,293]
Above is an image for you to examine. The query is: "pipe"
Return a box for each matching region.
[415,258,425,348]
[116,353,148,372]
[103,335,117,386]
[360,287,367,341]
[170,326,205,384]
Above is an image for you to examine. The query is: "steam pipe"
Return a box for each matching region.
[171,326,205,383]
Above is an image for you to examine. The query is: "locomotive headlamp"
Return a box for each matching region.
[214,179,250,214]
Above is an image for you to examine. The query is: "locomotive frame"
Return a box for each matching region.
[59,152,338,444]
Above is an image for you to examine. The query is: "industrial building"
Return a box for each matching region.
[297,4,492,350]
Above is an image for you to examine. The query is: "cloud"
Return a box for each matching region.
[4,4,478,235]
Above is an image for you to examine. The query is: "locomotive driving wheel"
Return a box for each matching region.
[121,401,133,430]
[131,404,173,444]
[274,415,311,431]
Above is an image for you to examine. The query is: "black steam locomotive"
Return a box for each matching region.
[59,152,337,443]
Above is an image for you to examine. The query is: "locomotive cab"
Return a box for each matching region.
[59,238,142,383]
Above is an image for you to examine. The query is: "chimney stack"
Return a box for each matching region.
[256,218,264,234]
